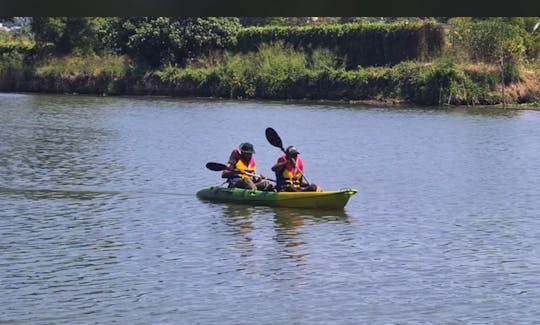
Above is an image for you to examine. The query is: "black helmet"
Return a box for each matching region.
[239,142,255,154]
[286,145,300,155]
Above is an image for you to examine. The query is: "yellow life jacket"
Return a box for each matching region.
[232,151,256,181]
[281,156,303,188]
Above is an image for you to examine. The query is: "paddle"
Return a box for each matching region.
[205,162,275,182]
[265,127,286,153]
[265,127,310,184]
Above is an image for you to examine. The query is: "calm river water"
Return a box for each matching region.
[1,93,540,324]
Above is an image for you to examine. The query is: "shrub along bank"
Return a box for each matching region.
[234,22,444,69]
[3,48,538,106]
[1,19,539,107]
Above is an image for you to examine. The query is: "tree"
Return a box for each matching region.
[447,17,474,61]
[448,17,539,62]
[180,18,241,62]
[31,17,103,55]
[104,17,241,67]
[31,17,65,46]
[447,18,529,107]
[119,17,182,67]
[470,20,526,107]
[469,20,525,81]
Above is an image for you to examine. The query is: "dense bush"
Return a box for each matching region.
[2,18,539,106]
[31,18,105,56]
[103,17,241,67]
[148,44,501,105]
[235,22,444,69]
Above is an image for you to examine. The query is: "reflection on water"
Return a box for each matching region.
[447,106,522,117]
[220,204,256,236]
[272,207,350,230]
[273,208,308,265]
[274,207,351,223]
[219,204,351,267]
[220,204,350,237]
[273,207,351,265]
[219,204,257,267]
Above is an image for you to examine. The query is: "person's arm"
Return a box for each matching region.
[251,160,265,181]
[221,152,239,179]
[272,156,296,172]
[296,157,308,185]
[221,165,237,179]
[271,157,288,172]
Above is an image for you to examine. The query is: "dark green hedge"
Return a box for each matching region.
[235,22,444,69]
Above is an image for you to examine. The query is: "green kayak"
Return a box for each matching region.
[196,186,357,210]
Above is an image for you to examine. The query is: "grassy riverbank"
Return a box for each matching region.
[1,18,539,108]
[2,48,540,108]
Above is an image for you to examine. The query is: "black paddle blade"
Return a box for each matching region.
[206,162,227,171]
[265,127,284,151]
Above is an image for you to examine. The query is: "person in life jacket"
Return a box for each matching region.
[222,142,274,191]
[271,145,319,192]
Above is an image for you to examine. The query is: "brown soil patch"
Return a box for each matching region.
[498,69,540,103]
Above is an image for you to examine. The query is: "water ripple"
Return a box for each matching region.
[1,95,540,323]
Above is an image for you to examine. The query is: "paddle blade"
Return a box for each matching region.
[265,127,284,151]
[206,162,227,171]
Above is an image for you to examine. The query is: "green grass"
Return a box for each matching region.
[1,41,539,106]
[35,54,131,78]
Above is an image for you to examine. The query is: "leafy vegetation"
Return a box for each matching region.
[235,22,444,68]
[101,17,241,67]
[0,17,539,106]
[34,55,131,78]
[146,44,520,105]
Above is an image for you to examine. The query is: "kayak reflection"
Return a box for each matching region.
[273,207,350,226]
[220,203,256,237]
[218,204,352,268]
[272,207,351,265]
